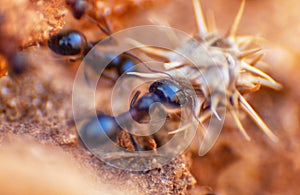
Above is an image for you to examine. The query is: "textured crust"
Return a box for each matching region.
[0,57,196,194]
[0,0,66,46]
[0,0,197,194]
[0,0,66,77]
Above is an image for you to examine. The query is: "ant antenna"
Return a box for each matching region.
[123,51,174,80]
[86,15,112,36]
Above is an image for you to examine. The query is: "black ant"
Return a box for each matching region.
[7,52,29,76]
[79,79,189,151]
[65,0,87,20]
[0,51,29,78]
[47,30,91,56]
[47,29,138,81]
[20,1,141,82]
[129,79,188,123]
[0,15,28,77]
[79,112,120,148]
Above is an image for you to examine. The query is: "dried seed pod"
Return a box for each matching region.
[127,0,282,155]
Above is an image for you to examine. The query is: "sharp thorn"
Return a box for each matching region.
[249,53,264,66]
[238,94,278,142]
[193,0,208,36]
[226,0,246,37]
[241,61,281,87]
[126,38,172,60]
[230,109,251,141]
[238,48,261,59]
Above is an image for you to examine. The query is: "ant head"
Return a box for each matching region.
[149,79,188,108]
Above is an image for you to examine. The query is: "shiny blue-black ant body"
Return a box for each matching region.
[79,79,188,150]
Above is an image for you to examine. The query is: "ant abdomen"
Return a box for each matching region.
[79,113,120,148]
[47,30,137,78]
[66,0,87,20]
[48,30,88,56]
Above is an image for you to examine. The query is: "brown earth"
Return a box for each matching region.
[0,0,299,195]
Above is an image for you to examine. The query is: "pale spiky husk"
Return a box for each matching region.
[127,0,282,155]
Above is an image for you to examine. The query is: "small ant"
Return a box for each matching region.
[47,30,91,56]
[0,15,28,77]
[20,1,142,82]
[0,52,29,77]
[65,0,87,20]
[129,79,188,123]
[79,79,189,151]
[7,52,29,76]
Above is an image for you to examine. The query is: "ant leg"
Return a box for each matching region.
[68,56,83,63]
[130,90,141,109]
[101,71,117,83]
[83,66,117,87]
[86,15,112,36]
[129,133,139,151]
[19,42,43,51]
[101,14,113,35]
